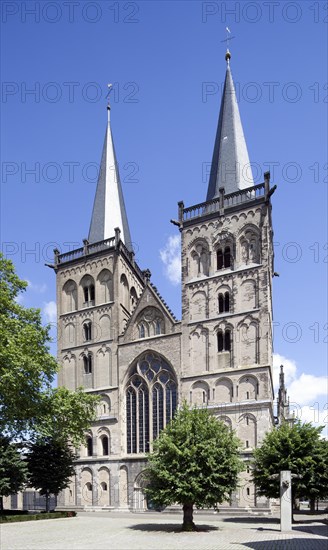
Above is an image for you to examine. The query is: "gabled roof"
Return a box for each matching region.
[206,55,254,200]
[120,282,179,343]
[88,108,132,251]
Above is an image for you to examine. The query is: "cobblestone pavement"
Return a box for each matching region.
[1,512,327,550]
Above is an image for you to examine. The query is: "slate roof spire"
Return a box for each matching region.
[206,49,254,200]
[88,99,132,251]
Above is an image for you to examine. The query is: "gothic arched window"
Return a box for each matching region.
[126,353,177,454]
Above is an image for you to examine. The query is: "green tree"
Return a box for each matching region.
[306,437,328,511]
[35,387,98,447]
[0,253,57,436]
[0,253,98,443]
[252,421,327,508]
[144,403,244,531]
[26,437,76,512]
[0,436,28,512]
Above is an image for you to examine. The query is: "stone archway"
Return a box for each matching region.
[133,471,148,511]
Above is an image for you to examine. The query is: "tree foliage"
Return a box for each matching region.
[26,437,76,512]
[144,403,243,530]
[0,253,98,444]
[0,253,57,436]
[0,436,28,511]
[252,421,327,501]
[35,387,98,447]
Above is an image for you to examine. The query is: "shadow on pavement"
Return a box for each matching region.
[294,525,328,537]
[222,517,279,524]
[241,539,327,549]
[129,523,219,533]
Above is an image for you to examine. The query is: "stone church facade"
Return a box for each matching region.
[55,52,276,512]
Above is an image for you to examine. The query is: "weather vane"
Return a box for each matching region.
[220,27,235,63]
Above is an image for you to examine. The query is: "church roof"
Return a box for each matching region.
[206,53,254,200]
[88,107,132,251]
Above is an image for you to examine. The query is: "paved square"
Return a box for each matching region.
[1,512,327,550]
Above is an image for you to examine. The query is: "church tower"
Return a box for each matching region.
[55,49,276,512]
[177,50,275,508]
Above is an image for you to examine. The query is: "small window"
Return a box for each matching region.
[101,436,109,456]
[83,354,92,374]
[101,482,108,491]
[224,330,231,351]
[246,440,249,448]
[246,391,250,400]
[83,322,92,342]
[217,328,232,353]
[224,246,231,268]
[224,291,230,312]
[217,249,223,270]
[246,487,250,496]
[86,437,93,456]
[217,330,224,352]
[82,276,95,305]
[218,292,230,313]
[90,285,95,301]
[217,245,232,270]
[139,324,145,339]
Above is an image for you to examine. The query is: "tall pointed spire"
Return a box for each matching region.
[88,98,132,251]
[206,49,254,200]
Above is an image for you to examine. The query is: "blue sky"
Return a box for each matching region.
[1,1,327,432]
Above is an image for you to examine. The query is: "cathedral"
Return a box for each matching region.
[55,49,278,512]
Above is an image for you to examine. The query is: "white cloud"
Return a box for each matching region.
[26,280,47,294]
[160,235,181,286]
[288,374,328,409]
[43,301,57,323]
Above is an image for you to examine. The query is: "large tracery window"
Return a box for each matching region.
[126,352,177,454]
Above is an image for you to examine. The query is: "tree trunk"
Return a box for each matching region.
[0,496,3,513]
[310,497,316,513]
[182,502,196,531]
[45,493,50,513]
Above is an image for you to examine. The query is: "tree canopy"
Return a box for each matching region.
[252,420,328,503]
[0,253,98,443]
[0,253,57,436]
[0,436,28,511]
[26,437,76,512]
[144,403,244,530]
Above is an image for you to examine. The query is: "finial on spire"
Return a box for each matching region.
[221,27,234,65]
[107,83,113,121]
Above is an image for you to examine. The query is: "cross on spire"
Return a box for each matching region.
[221,27,235,63]
[107,83,113,120]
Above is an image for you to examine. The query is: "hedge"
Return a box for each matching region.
[0,511,76,523]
